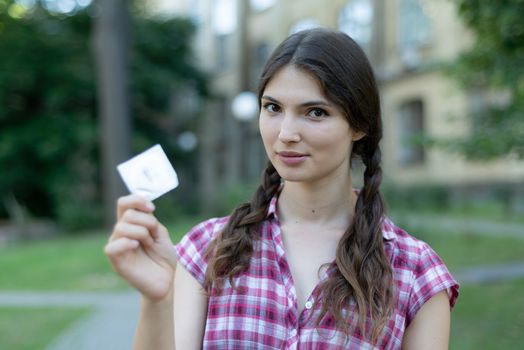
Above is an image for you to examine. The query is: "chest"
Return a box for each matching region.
[201,223,406,349]
[203,247,404,350]
[279,224,341,313]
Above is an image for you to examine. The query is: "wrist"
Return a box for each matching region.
[141,287,174,309]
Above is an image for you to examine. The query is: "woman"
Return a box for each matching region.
[105,28,459,349]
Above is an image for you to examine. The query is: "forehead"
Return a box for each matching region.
[263,65,327,102]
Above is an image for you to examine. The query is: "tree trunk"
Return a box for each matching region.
[92,0,132,226]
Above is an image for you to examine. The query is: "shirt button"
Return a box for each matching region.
[290,329,297,337]
[304,301,313,310]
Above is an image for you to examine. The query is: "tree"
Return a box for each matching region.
[93,0,133,226]
[0,4,99,227]
[0,1,207,230]
[449,0,524,159]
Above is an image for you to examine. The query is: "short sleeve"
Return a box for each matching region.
[406,242,460,325]
[174,217,229,287]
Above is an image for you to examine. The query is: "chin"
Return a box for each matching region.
[274,168,314,183]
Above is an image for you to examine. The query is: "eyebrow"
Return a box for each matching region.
[261,95,331,108]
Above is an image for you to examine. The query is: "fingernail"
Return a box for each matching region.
[146,202,155,211]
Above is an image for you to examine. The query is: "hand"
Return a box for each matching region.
[104,195,177,302]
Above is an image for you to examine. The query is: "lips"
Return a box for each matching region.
[276,151,308,165]
[278,151,307,157]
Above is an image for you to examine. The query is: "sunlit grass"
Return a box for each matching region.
[451,278,524,349]
[1,213,523,291]
[0,306,90,350]
[410,229,524,272]
[0,216,197,291]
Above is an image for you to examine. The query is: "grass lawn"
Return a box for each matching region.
[410,228,524,272]
[0,215,523,291]
[0,216,198,291]
[0,306,90,350]
[0,233,127,291]
[451,278,524,349]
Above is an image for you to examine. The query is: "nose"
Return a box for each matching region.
[278,114,301,143]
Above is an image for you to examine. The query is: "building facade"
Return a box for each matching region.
[161,0,524,208]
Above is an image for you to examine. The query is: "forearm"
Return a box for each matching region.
[133,290,175,350]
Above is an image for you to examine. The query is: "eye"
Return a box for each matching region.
[263,102,281,114]
[307,108,328,119]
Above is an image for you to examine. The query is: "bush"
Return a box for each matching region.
[382,183,451,212]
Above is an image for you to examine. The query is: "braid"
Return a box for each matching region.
[317,142,394,345]
[205,162,281,291]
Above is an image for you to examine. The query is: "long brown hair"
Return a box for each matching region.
[205,28,393,343]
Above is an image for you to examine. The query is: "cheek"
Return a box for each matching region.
[259,117,277,146]
[311,128,353,154]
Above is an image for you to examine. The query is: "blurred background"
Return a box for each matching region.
[0,0,523,349]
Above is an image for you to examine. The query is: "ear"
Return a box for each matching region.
[351,130,366,142]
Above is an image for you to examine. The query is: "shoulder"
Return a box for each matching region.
[179,216,230,247]
[382,217,460,324]
[382,217,442,269]
[173,216,230,286]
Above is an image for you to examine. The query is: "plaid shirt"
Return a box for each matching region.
[174,195,459,349]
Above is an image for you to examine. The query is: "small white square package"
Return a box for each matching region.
[117,144,179,201]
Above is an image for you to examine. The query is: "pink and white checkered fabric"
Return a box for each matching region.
[174,195,459,349]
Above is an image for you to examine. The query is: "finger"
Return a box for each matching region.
[121,209,160,238]
[104,237,140,258]
[155,223,171,241]
[116,195,155,220]
[111,222,155,247]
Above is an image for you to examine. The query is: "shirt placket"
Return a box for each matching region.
[271,222,300,349]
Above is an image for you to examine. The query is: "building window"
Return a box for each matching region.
[212,0,237,35]
[250,0,277,12]
[398,0,432,67]
[398,99,425,166]
[212,0,237,70]
[190,0,205,24]
[215,34,231,70]
[255,42,270,70]
[252,42,270,82]
[338,0,374,53]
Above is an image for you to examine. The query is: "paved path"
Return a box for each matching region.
[0,290,140,350]
[454,261,524,285]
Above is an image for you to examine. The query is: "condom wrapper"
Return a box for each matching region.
[117,144,179,201]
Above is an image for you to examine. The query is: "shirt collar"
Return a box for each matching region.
[265,191,396,242]
[266,193,279,219]
[381,217,396,242]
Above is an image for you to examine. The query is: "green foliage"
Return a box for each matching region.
[216,181,262,216]
[449,0,524,159]
[384,182,524,220]
[0,6,97,223]
[131,14,208,198]
[0,3,207,229]
[383,183,451,211]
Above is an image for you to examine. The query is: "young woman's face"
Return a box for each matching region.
[259,65,364,184]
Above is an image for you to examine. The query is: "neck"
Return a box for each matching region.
[278,176,357,228]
